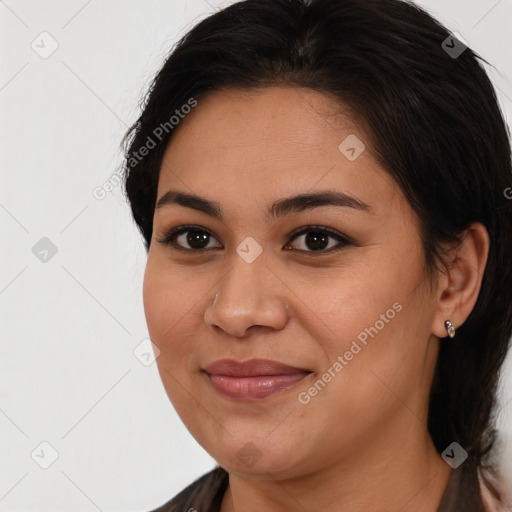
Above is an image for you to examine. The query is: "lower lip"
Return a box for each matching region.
[206,372,311,400]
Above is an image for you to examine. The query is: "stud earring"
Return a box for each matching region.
[444,320,456,338]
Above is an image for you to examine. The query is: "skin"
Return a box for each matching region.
[143,86,490,512]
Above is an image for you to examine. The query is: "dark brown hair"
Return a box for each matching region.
[121,0,512,507]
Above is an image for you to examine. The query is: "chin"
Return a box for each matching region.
[209,438,307,479]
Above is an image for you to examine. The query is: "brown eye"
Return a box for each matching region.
[156,226,222,251]
[157,224,353,254]
[285,226,352,253]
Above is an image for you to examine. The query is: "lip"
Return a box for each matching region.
[203,358,312,400]
[203,358,311,376]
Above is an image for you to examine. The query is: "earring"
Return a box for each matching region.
[444,320,456,338]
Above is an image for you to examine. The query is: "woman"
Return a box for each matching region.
[121,0,512,510]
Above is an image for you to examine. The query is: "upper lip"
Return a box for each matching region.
[203,358,312,377]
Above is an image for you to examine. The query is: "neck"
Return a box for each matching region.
[220,424,453,512]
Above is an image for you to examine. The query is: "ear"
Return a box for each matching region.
[430,222,490,339]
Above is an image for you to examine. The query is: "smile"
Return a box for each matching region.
[202,358,313,400]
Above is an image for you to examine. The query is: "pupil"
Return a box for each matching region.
[306,232,328,251]
[188,230,209,248]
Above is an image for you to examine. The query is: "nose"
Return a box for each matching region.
[204,256,290,338]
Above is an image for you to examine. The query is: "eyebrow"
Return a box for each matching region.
[155,189,372,220]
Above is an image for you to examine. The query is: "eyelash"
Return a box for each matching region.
[155,224,354,254]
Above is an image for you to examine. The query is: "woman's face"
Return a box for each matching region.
[143,86,445,477]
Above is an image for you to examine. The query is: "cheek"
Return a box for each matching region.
[313,259,425,375]
[142,263,200,412]
[142,262,168,340]
[142,261,206,370]
[143,262,185,363]
[143,258,188,333]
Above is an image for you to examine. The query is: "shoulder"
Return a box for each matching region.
[148,466,229,512]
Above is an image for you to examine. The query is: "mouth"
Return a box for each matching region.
[202,358,313,400]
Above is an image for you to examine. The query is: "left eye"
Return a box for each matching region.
[285,226,352,253]
[156,225,352,253]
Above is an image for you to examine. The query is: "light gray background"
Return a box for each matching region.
[1,1,511,510]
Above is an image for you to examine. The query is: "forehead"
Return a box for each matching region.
[163,86,359,157]
[156,86,401,215]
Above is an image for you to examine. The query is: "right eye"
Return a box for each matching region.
[156,225,222,252]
